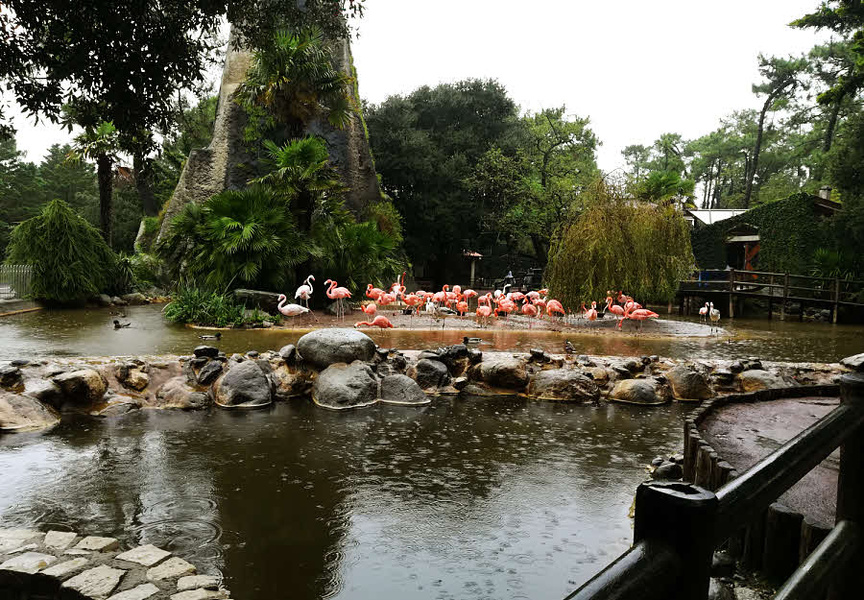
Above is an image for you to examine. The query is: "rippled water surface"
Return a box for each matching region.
[0,304,862,362]
[0,399,690,599]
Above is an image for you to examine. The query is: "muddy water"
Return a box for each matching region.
[0,399,690,599]
[0,304,862,362]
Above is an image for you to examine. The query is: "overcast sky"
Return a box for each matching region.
[10,0,828,172]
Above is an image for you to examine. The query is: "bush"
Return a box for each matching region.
[6,199,117,303]
[163,287,246,327]
[545,180,694,308]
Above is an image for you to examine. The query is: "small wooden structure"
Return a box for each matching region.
[678,269,864,323]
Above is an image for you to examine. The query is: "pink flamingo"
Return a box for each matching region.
[521,299,539,328]
[390,271,406,296]
[354,315,394,329]
[532,297,546,313]
[546,299,566,318]
[366,284,385,301]
[361,302,377,317]
[324,279,352,320]
[378,292,397,307]
[477,292,493,307]
[581,302,598,321]
[618,305,659,331]
[475,304,493,328]
[278,294,318,322]
[462,289,478,302]
[294,275,314,308]
[456,300,469,316]
[605,296,625,321]
[432,285,449,306]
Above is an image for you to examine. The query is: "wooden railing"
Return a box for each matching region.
[679,269,864,320]
[0,265,32,300]
[563,373,864,600]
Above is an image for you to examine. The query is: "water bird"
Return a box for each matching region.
[564,340,576,354]
[709,302,721,333]
[463,336,490,345]
[699,302,710,323]
[277,295,318,321]
[294,275,315,308]
[618,305,659,331]
[432,304,458,328]
[361,302,377,316]
[324,279,352,319]
[605,296,625,320]
[354,315,394,329]
[546,299,566,317]
[113,320,131,329]
[198,332,222,341]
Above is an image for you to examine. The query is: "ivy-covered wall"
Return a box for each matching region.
[691,193,836,274]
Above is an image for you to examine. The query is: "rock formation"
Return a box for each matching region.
[156,31,381,245]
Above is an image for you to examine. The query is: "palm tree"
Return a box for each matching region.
[71,121,120,247]
[238,27,356,135]
[254,136,346,232]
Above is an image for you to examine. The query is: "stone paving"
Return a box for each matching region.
[0,528,230,599]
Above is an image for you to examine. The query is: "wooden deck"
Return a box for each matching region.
[678,269,864,322]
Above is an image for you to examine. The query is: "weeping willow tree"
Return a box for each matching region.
[545,180,694,309]
[6,199,117,303]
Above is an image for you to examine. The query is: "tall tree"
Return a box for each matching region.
[71,122,120,247]
[744,55,808,207]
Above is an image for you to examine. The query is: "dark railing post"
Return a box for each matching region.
[727,269,735,319]
[829,374,864,599]
[634,482,718,600]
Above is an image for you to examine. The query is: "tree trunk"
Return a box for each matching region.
[530,233,548,265]
[744,84,791,208]
[133,153,158,216]
[97,154,113,248]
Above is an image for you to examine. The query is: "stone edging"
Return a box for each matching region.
[0,528,230,600]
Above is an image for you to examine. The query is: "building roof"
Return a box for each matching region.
[686,209,748,226]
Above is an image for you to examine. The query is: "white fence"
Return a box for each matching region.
[0,265,32,300]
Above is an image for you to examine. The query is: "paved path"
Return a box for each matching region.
[700,396,840,527]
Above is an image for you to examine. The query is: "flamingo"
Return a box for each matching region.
[294,275,315,308]
[390,271,406,296]
[432,285,450,306]
[324,279,352,320]
[366,284,385,301]
[581,302,598,321]
[462,289,478,302]
[361,302,377,317]
[278,294,319,322]
[476,304,493,328]
[354,315,394,329]
[456,300,469,316]
[699,302,710,323]
[709,302,721,333]
[477,292,493,307]
[378,292,397,307]
[618,305,659,331]
[546,299,566,318]
[521,299,539,328]
[605,296,625,320]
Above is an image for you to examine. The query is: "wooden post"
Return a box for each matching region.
[781,273,789,320]
[833,277,840,324]
[763,503,804,584]
[634,482,718,600]
[829,374,864,600]
[728,269,735,319]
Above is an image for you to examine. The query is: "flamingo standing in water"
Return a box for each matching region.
[324,279,352,320]
[546,299,566,318]
[278,294,319,322]
[521,299,539,328]
[475,304,493,328]
[295,275,315,308]
[699,302,710,323]
[581,302,598,321]
[618,305,659,331]
[456,300,469,316]
[361,302,377,317]
[366,284,385,301]
[354,315,394,329]
[709,302,721,333]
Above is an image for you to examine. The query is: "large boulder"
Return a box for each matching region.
[408,359,451,390]
[379,374,430,405]
[297,329,376,369]
[52,369,108,405]
[840,353,864,372]
[470,355,529,390]
[0,365,23,389]
[666,365,714,401]
[231,289,282,313]
[269,365,312,400]
[196,361,224,386]
[213,361,273,409]
[739,370,788,392]
[0,391,60,432]
[24,379,65,407]
[149,377,210,410]
[121,292,148,305]
[313,361,379,410]
[609,378,670,405]
[526,369,600,402]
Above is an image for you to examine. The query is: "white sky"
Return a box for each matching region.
[10,0,828,172]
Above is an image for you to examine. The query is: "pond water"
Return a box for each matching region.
[0,304,862,363]
[0,399,690,600]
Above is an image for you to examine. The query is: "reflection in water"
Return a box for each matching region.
[0,304,862,362]
[0,399,693,600]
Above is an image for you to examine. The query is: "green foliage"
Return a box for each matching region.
[6,199,117,303]
[129,252,168,289]
[633,170,696,205]
[811,247,856,280]
[691,193,834,274]
[545,181,694,307]
[163,287,245,328]
[238,27,355,139]
[159,186,314,292]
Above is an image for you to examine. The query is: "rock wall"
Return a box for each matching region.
[156,32,381,245]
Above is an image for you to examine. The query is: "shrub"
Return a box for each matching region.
[545,180,694,308]
[163,287,246,327]
[6,199,117,303]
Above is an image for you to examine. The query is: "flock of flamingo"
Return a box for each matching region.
[274,273,666,332]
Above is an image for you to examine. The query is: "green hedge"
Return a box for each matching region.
[691,193,834,273]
